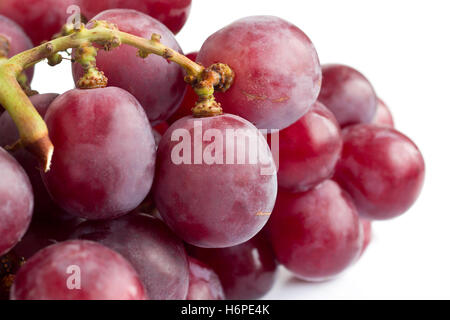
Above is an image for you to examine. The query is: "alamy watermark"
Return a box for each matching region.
[170,120,279,176]
[66,265,81,290]
[66,5,82,29]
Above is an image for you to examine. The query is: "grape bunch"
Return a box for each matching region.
[0,0,424,301]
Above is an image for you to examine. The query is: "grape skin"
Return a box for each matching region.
[72,9,186,125]
[186,257,225,300]
[42,87,156,220]
[79,0,192,34]
[319,64,378,127]
[0,0,79,45]
[10,240,148,300]
[335,124,425,220]
[197,16,321,130]
[0,94,65,220]
[187,234,278,299]
[270,101,342,193]
[268,180,363,281]
[0,148,33,256]
[71,213,189,300]
[373,98,395,127]
[154,114,278,248]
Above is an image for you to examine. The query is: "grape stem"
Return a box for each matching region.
[0,21,234,171]
[0,35,9,59]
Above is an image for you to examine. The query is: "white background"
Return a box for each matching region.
[32,0,450,299]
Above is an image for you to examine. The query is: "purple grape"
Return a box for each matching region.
[42,87,156,220]
[154,114,277,248]
[71,213,189,299]
[197,16,321,130]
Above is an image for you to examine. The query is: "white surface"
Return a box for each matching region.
[31,0,450,299]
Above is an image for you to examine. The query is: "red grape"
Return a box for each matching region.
[335,124,425,220]
[270,101,342,193]
[72,9,186,125]
[11,240,147,300]
[0,14,34,81]
[0,148,33,256]
[154,114,277,248]
[373,98,394,127]
[268,180,363,281]
[197,16,321,130]
[79,0,191,34]
[360,219,372,256]
[187,234,278,299]
[186,257,225,300]
[42,87,156,220]
[0,0,79,45]
[318,64,377,127]
[71,213,189,300]
[0,94,66,220]
[167,52,198,124]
